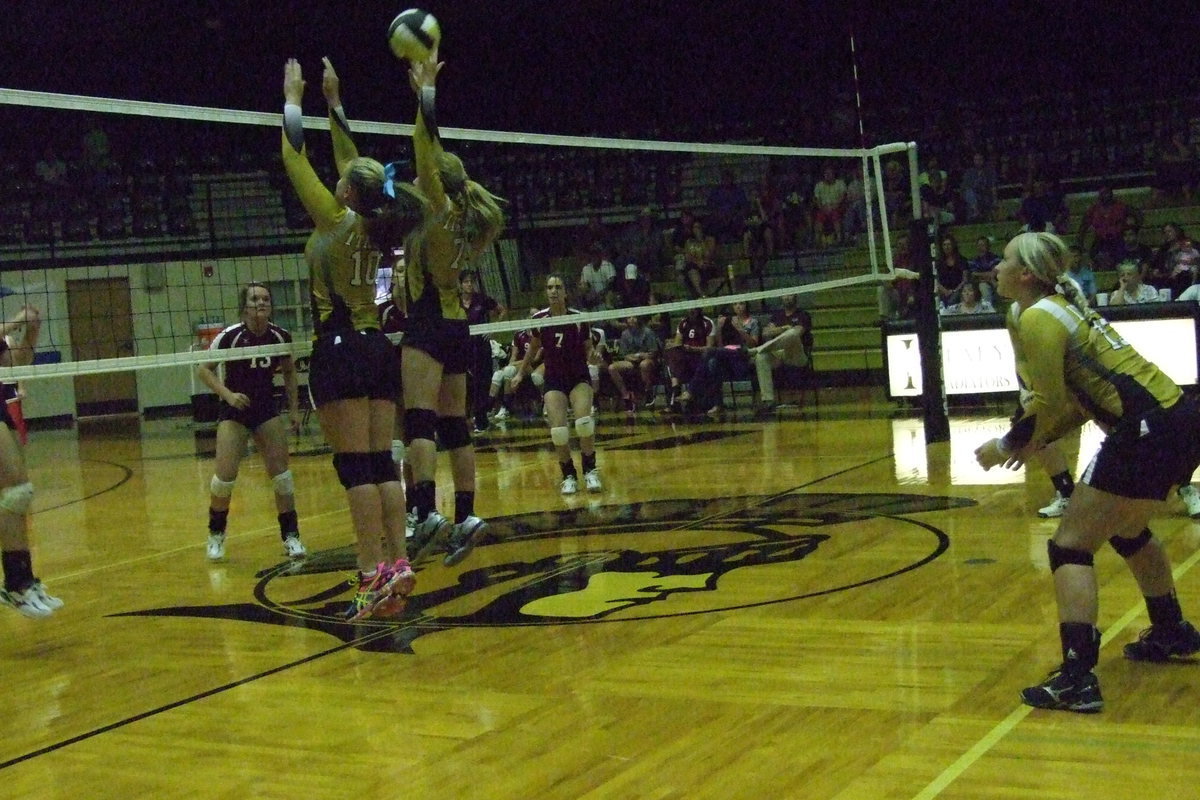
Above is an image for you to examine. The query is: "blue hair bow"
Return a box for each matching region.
[382,161,398,199]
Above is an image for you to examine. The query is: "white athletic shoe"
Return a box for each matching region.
[31,580,63,610]
[0,585,54,618]
[1037,492,1069,518]
[282,534,307,559]
[206,532,226,561]
[561,475,579,495]
[584,469,602,493]
[494,406,510,421]
[1179,485,1200,519]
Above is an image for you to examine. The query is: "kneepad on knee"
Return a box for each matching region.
[574,415,595,439]
[271,469,295,497]
[1109,528,1153,558]
[332,452,376,489]
[0,481,34,515]
[1047,539,1094,571]
[210,475,237,499]
[406,408,437,443]
[436,416,472,450]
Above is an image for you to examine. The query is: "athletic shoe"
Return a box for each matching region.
[206,532,226,561]
[409,511,451,563]
[584,469,602,493]
[444,516,488,567]
[561,475,579,495]
[30,580,63,610]
[494,406,510,421]
[0,585,54,618]
[1179,485,1200,519]
[282,534,307,559]
[344,565,399,621]
[1037,492,1069,518]
[1020,667,1103,713]
[1124,620,1200,662]
[374,559,417,617]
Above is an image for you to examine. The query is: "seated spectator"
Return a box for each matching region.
[959,152,998,223]
[677,219,717,299]
[707,169,751,245]
[780,168,813,249]
[1153,131,1196,206]
[750,294,812,414]
[920,169,956,226]
[742,192,776,275]
[664,306,716,409]
[1111,226,1154,275]
[882,158,911,221]
[841,164,867,245]
[936,233,968,306]
[1148,222,1200,298]
[680,300,761,416]
[614,263,652,309]
[1018,178,1065,233]
[968,235,1001,302]
[1064,245,1097,303]
[619,207,665,279]
[34,145,69,198]
[812,164,847,246]
[576,213,612,262]
[1078,186,1142,270]
[918,155,947,187]
[607,315,663,411]
[1108,259,1162,305]
[578,246,616,311]
[880,232,917,321]
[940,280,996,315]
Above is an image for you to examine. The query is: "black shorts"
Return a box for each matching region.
[544,366,592,396]
[309,329,400,407]
[218,394,278,432]
[402,318,470,375]
[1081,394,1200,500]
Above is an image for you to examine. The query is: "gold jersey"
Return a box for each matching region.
[281,110,382,336]
[1008,294,1181,449]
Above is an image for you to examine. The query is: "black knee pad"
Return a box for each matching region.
[1047,539,1094,572]
[1109,528,1153,559]
[332,452,375,489]
[437,416,472,450]
[406,408,437,443]
[371,450,398,483]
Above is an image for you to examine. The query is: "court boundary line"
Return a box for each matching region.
[910,536,1200,799]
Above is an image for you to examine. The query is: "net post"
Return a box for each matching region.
[908,217,950,444]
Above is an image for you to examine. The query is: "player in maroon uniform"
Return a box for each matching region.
[0,306,62,618]
[511,275,602,494]
[664,305,716,411]
[196,283,306,562]
[489,326,538,420]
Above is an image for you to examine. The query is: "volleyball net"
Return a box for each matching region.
[0,86,918,417]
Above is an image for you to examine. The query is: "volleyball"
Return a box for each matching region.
[388,9,441,62]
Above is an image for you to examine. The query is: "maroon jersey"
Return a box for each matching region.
[531,307,589,378]
[511,329,533,361]
[677,314,715,346]
[209,322,292,405]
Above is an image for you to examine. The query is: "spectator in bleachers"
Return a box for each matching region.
[841,164,867,245]
[1108,259,1162,305]
[1111,226,1154,273]
[1064,244,1097,304]
[750,294,812,415]
[940,279,996,315]
[607,315,663,412]
[576,213,613,261]
[812,164,847,246]
[34,145,68,197]
[678,218,717,298]
[959,152,998,223]
[880,232,917,321]
[1017,178,1064,233]
[918,155,947,187]
[615,263,653,309]
[664,305,716,410]
[618,206,665,280]
[706,169,750,245]
[742,190,776,275]
[968,235,1001,302]
[936,233,968,306]
[919,169,956,226]
[1148,222,1200,299]
[780,168,813,249]
[1152,131,1196,206]
[578,245,616,311]
[882,158,910,221]
[1077,186,1142,270]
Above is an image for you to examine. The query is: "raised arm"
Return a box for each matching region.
[322,58,359,176]
[280,59,344,230]
[408,49,447,211]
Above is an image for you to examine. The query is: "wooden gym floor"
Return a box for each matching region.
[2,393,1199,799]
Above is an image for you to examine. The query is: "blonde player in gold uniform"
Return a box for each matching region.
[281,57,427,620]
[400,47,505,569]
[976,231,1200,713]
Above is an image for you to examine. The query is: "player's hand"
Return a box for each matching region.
[974,438,1013,470]
[408,49,443,94]
[225,392,251,410]
[508,374,523,393]
[321,57,341,107]
[283,59,305,105]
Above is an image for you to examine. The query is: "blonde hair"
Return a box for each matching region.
[345,156,429,252]
[1011,231,1092,316]
[436,151,506,251]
